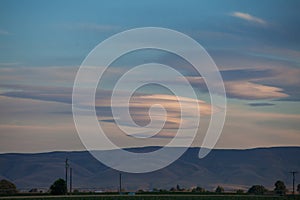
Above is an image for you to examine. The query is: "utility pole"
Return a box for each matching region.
[70,167,72,194]
[289,171,298,195]
[65,158,69,194]
[119,173,122,194]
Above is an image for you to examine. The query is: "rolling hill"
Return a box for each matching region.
[0,147,299,191]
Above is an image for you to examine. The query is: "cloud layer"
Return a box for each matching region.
[1,0,300,152]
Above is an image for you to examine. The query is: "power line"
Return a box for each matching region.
[70,167,73,194]
[65,158,69,194]
[289,171,298,195]
[119,173,122,194]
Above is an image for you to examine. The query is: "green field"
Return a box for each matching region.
[1,195,300,200]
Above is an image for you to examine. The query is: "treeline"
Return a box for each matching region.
[1,178,300,196]
[142,180,295,195]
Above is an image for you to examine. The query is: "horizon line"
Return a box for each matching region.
[1,145,300,155]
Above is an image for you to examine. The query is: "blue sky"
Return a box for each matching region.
[0,0,300,152]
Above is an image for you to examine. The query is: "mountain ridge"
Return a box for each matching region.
[2,145,300,155]
[0,146,299,191]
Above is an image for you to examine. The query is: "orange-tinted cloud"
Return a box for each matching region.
[225,81,288,100]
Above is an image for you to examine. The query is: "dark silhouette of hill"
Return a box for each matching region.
[0,147,299,191]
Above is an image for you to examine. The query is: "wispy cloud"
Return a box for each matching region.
[247,102,275,107]
[0,29,9,35]
[183,68,291,101]
[230,12,267,25]
[0,62,20,67]
[225,81,288,100]
[0,82,211,131]
[109,94,212,130]
[67,23,121,32]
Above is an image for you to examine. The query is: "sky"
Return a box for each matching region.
[0,0,300,153]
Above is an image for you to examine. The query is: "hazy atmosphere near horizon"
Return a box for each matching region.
[0,0,300,154]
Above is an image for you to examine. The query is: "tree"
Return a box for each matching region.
[50,178,67,195]
[192,186,206,193]
[297,184,300,193]
[274,180,287,195]
[215,185,224,193]
[0,179,17,195]
[73,189,80,194]
[248,185,267,195]
[236,189,244,194]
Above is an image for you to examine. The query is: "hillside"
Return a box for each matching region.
[0,147,299,191]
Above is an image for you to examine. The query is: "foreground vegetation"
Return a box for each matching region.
[1,194,300,200]
[1,178,300,200]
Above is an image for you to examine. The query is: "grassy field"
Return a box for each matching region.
[1,195,300,200]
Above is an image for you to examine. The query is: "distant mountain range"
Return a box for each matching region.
[0,147,299,192]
